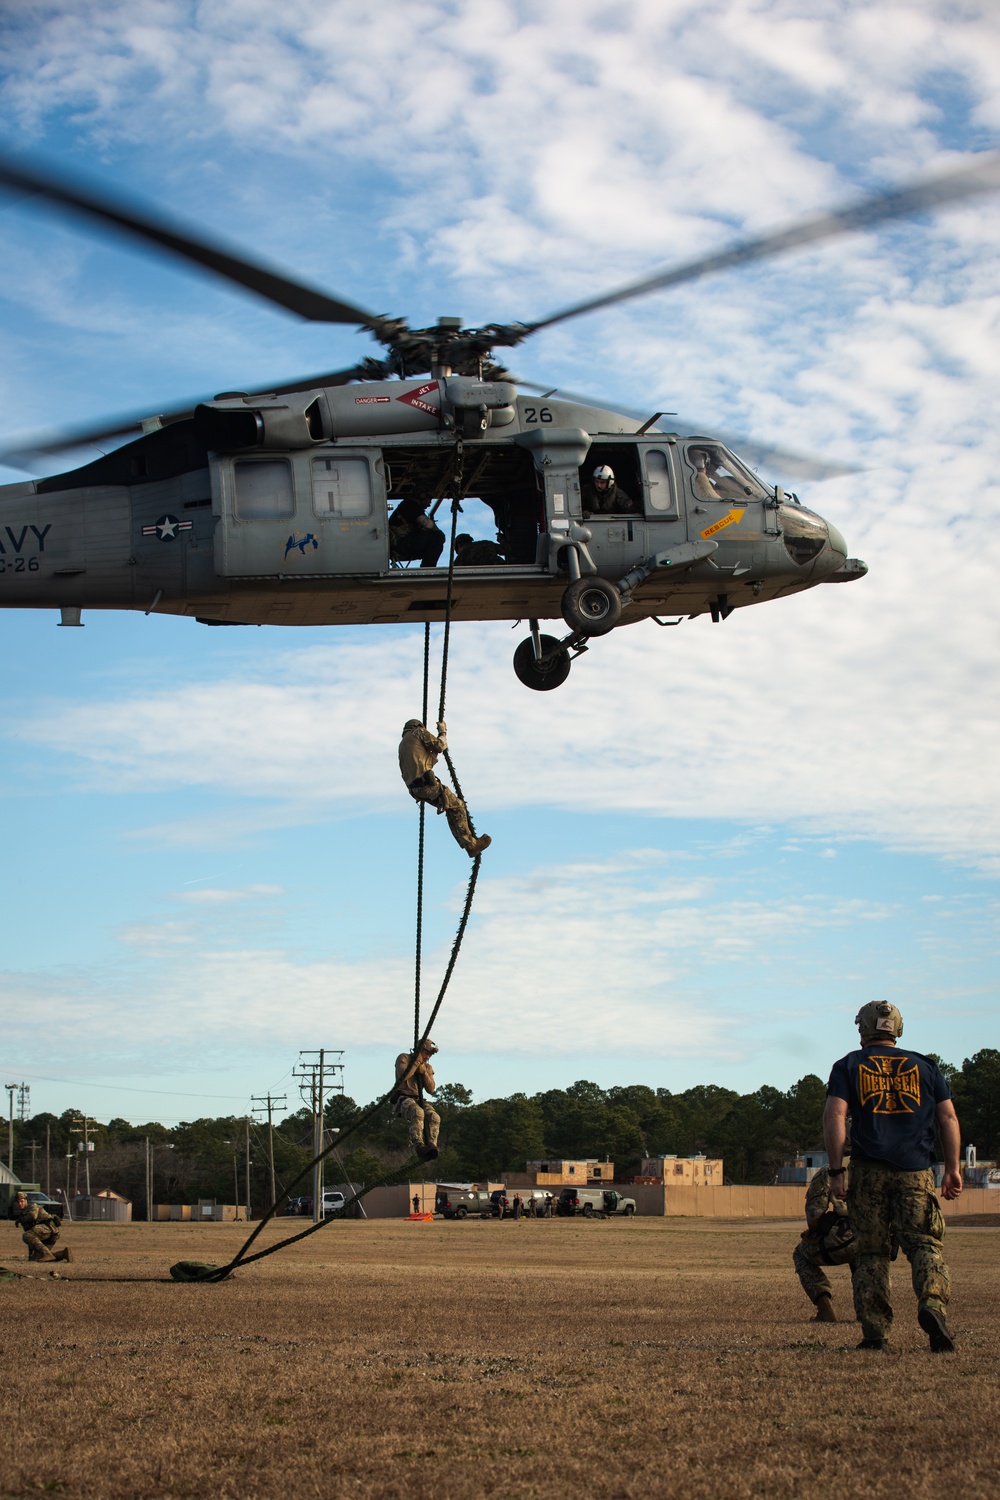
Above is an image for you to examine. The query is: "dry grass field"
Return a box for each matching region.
[1,1215,997,1499]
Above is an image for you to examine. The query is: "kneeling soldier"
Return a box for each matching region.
[793,1163,858,1322]
[393,1040,442,1162]
[9,1191,72,1263]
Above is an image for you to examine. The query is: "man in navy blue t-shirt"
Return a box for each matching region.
[823,1001,962,1353]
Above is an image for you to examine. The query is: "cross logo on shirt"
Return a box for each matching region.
[858,1053,921,1115]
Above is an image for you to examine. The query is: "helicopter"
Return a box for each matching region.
[0,150,997,690]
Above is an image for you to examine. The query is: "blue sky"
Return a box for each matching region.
[0,0,998,1132]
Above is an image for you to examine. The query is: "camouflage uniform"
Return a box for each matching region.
[848,1162,949,1342]
[11,1200,62,1261]
[393,1051,441,1151]
[792,1166,859,1316]
[398,720,487,857]
[828,1031,953,1345]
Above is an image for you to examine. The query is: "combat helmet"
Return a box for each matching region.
[855,1001,903,1042]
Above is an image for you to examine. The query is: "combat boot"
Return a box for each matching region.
[813,1295,836,1323]
[468,835,492,857]
[918,1302,955,1353]
[416,1144,439,1162]
[53,1247,72,1264]
[857,1337,888,1351]
[28,1246,56,1262]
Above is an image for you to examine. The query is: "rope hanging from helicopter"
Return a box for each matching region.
[187,452,483,1282]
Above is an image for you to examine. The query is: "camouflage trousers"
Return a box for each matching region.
[398,1096,441,1150]
[792,1236,858,1312]
[408,776,477,854]
[848,1162,949,1341]
[23,1227,58,1261]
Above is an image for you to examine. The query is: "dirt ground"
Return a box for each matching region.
[0,1215,997,1499]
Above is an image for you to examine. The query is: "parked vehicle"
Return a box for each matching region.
[437,1187,495,1219]
[557,1187,636,1218]
[321,1190,346,1217]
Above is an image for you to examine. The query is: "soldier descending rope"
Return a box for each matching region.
[392,1038,441,1162]
[398,718,491,858]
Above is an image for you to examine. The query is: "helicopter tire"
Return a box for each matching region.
[560,577,621,636]
[513,635,572,692]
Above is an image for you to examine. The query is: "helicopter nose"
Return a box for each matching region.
[827,521,848,562]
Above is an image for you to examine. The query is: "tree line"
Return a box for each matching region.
[10,1049,999,1211]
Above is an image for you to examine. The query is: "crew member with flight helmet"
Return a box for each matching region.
[8,1191,72,1263]
[581,464,638,516]
[823,1002,962,1353]
[793,1161,858,1323]
[393,1039,442,1162]
[398,718,491,859]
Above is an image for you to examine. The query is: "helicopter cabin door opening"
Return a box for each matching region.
[213,449,387,577]
[383,442,541,568]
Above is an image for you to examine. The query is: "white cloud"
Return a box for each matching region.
[0,849,896,1071]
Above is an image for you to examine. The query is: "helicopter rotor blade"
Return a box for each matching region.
[525,151,1000,335]
[0,153,391,331]
[516,379,858,481]
[0,362,384,468]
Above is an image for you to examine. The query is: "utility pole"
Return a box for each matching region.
[145,1137,152,1222]
[252,1092,287,1210]
[28,1139,38,1183]
[45,1122,51,1197]
[294,1050,344,1224]
[4,1084,15,1173]
[244,1116,252,1221]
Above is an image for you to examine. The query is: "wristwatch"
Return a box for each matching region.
[829,1166,846,1176]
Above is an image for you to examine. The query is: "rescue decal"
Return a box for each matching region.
[284,531,320,558]
[396,381,439,416]
[142,515,192,541]
[700,508,746,540]
[355,395,391,404]
[858,1054,921,1115]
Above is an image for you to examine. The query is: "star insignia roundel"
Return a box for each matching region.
[141,514,193,542]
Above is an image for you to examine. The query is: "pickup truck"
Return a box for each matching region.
[436,1187,495,1219]
[557,1187,636,1218]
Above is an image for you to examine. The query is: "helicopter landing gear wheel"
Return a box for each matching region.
[513,634,572,691]
[560,577,621,636]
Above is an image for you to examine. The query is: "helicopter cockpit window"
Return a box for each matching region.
[684,445,766,503]
[234,459,295,520]
[780,502,829,566]
[312,457,372,518]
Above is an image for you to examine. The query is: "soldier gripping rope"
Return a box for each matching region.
[393,1039,442,1162]
[398,718,491,859]
[823,1002,962,1353]
[8,1191,72,1263]
[793,1163,858,1323]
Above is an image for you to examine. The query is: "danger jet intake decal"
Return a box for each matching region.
[396,382,440,416]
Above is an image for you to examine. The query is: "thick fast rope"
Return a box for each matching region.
[202,484,481,1282]
[414,622,431,1052]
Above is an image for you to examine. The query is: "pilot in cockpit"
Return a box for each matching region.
[581,464,639,518]
[691,447,754,501]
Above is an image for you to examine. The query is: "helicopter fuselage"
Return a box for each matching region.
[0,386,864,650]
